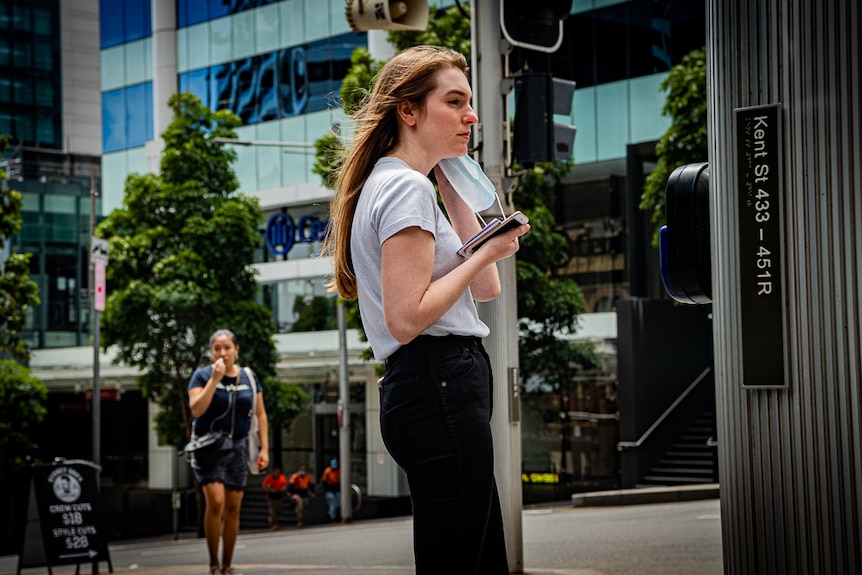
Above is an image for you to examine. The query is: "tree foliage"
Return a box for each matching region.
[1,135,40,362]
[96,93,306,449]
[0,134,47,472]
[387,2,472,56]
[515,164,597,392]
[0,360,47,470]
[640,47,708,245]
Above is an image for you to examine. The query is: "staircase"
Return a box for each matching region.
[240,476,331,531]
[240,482,272,530]
[640,411,718,486]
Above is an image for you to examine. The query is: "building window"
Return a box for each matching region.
[0,0,61,149]
[177,0,281,29]
[178,32,363,125]
[12,182,100,350]
[100,0,152,49]
[261,278,334,334]
[102,83,154,153]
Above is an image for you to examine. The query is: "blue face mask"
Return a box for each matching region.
[438,154,501,214]
[300,470,307,476]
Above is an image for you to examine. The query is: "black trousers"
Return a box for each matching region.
[381,335,509,575]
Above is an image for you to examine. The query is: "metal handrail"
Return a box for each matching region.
[350,483,362,512]
[617,366,712,451]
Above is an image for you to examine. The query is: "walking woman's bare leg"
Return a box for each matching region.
[203,482,226,569]
[221,488,244,568]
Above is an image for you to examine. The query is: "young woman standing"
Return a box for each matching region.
[324,45,529,574]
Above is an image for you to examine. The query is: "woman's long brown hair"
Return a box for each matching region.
[322,46,469,300]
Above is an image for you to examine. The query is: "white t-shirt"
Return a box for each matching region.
[350,157,490,360]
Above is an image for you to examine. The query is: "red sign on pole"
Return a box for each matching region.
[94,259,106,311]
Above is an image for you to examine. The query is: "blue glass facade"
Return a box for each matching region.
[12,180,101,350]
[565,0,703,88]
[102,82,154,153]
[178,32,363,123]
[0,0,62,149]
[177,0,280,28]
[100,0,155,153]
[101,0,362,153]
[100,0,152,49]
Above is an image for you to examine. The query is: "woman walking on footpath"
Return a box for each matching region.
[188,329,270,575]
[324,45,528,574]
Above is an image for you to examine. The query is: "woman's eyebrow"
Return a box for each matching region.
[443,88,471,99]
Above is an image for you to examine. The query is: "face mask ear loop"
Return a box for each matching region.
[476,193,506,227]
[494,192,507,217]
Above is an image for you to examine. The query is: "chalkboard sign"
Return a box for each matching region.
[17,461,113,574]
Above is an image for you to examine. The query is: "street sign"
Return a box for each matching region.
[735,103,787,388]
[91,237,108,263]
[94,259,106,311]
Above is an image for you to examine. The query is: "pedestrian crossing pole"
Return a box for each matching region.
[472,2,524,571]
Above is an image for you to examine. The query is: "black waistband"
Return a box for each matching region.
[410,334,481,346]
[386,334,482,368]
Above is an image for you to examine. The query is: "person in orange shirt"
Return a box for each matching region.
[287,464,315,528]
[320,459,341,523]
[261,467,288,530]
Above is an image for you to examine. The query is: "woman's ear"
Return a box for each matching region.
[396,100,417,127]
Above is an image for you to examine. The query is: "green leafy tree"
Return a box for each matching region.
[96,93,307,452]
[515,164,598,475]
[1,136,41,362]
[291,295,338,332]
[640,47,708,245]
[0,135,47,555]
[0,361,47,468]
[387,2,472,56]
[515,164,596,378]
[0,134,46,465]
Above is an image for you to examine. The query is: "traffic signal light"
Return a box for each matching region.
[502,0,573,52]
[513,72,577,167]
[345,0,428,31]
[659,162,712,304]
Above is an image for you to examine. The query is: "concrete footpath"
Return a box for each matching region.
[571,483,719,507]
[2,485,722,575]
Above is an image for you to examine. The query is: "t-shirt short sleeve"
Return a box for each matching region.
[372,167,439,245]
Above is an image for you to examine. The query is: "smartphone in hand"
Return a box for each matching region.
[457,211,530,258]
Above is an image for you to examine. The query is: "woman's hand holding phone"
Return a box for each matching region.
[457,211,530,258]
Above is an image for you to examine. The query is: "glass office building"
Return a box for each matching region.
[2,0,102,350]
[6,0,706,534]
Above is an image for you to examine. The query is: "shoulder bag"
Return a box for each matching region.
[184,385,236,470]
[245,366,262,474]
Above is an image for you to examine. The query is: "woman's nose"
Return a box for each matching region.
[464,106,478,125]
